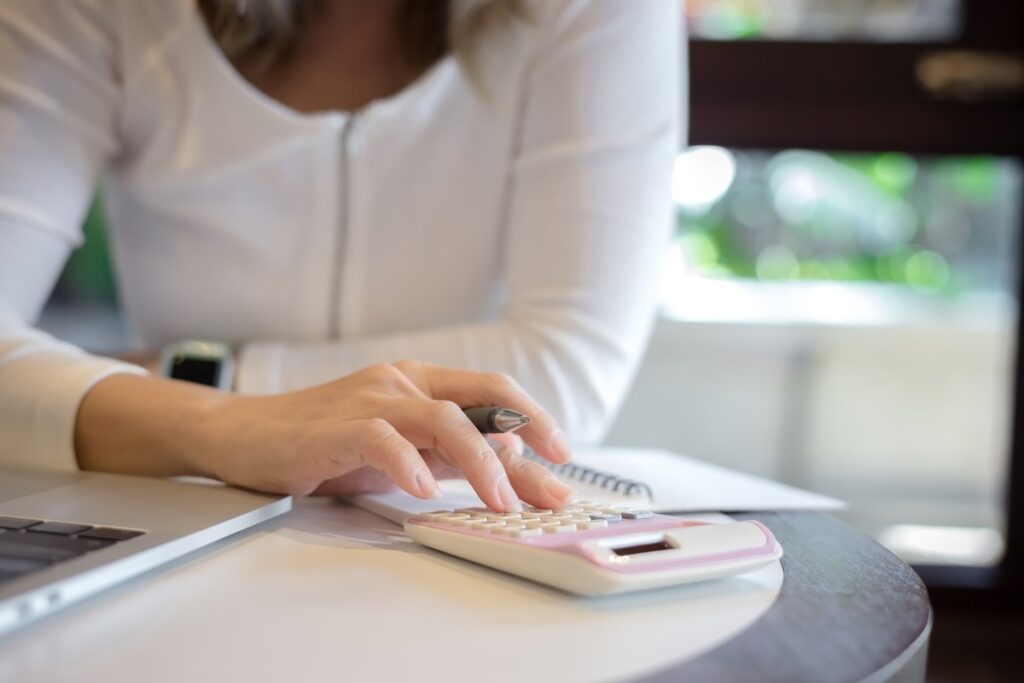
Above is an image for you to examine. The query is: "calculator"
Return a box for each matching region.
[404,501,782,596]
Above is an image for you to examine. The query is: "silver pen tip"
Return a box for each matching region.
[494,409,531,433]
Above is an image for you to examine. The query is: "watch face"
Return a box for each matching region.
[169,356,221,386]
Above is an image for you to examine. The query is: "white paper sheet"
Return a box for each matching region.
[568,447,845,512]
[354,446,842,520]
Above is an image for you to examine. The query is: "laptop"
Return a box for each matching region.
[0,467,290,637]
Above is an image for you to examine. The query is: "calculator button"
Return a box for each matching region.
[456,508,489,515]
[621,511,654,520]
[421,511,453,519]
[508,527,542,538]
[447,518,476,527]
[576,520,608,531]
[472,521,506,532]
[440,513,471,520]
[589,514,622,523]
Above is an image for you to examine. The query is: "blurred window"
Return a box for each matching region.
[664,149,1022,325]
[683,0,1024,578]
[659,149,1021,568]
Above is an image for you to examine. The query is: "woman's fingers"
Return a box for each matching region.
[487,438,575,510]
[487,432,523,455]
[321,418,440,500]
[386,399,521,511]
[395,361,572,465]
[419,449,465,480]
[302,363,573,510]
[312,448,465,498]
[311,466,398,496]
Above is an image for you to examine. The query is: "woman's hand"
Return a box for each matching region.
[75,361,576,511]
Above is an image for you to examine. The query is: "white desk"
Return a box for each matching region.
[0,499,783,683]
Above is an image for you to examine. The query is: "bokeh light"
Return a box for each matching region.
[672,146,737,212]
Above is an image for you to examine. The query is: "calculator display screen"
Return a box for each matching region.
[611,540,674,556]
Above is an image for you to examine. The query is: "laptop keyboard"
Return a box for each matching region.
[0,516,145,584]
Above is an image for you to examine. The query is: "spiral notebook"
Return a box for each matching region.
[352,447,843,523]
[520,447,654,504]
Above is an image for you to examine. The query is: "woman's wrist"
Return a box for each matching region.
[74,372,233,480]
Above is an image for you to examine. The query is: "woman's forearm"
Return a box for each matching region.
[73,372,229,479]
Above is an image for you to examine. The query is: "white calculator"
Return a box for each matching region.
[404,501,782,596]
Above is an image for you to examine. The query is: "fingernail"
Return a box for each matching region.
[496,474,522,512]
[542,475,575,502]
[415,468,440,499]
[548,429,572,463]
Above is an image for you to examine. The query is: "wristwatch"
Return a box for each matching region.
[160,340,235,390]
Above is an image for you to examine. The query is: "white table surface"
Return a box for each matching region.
[0,499,783,683]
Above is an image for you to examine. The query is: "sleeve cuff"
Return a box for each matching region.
[0,350,146,473]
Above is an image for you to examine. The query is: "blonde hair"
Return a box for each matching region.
[198,0,525,80]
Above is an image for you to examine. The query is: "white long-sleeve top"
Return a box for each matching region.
[0,0,683,472]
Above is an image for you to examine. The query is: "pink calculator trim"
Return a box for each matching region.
[406,515,779,575]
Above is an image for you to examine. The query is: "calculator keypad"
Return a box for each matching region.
[415,502,655,536]
[406,502,782,595]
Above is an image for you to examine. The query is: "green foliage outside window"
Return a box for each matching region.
[674,150,1018,296]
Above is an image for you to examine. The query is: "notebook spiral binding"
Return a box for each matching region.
[522,447,654,500]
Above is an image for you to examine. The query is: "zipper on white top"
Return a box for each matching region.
[328,114,358,339]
